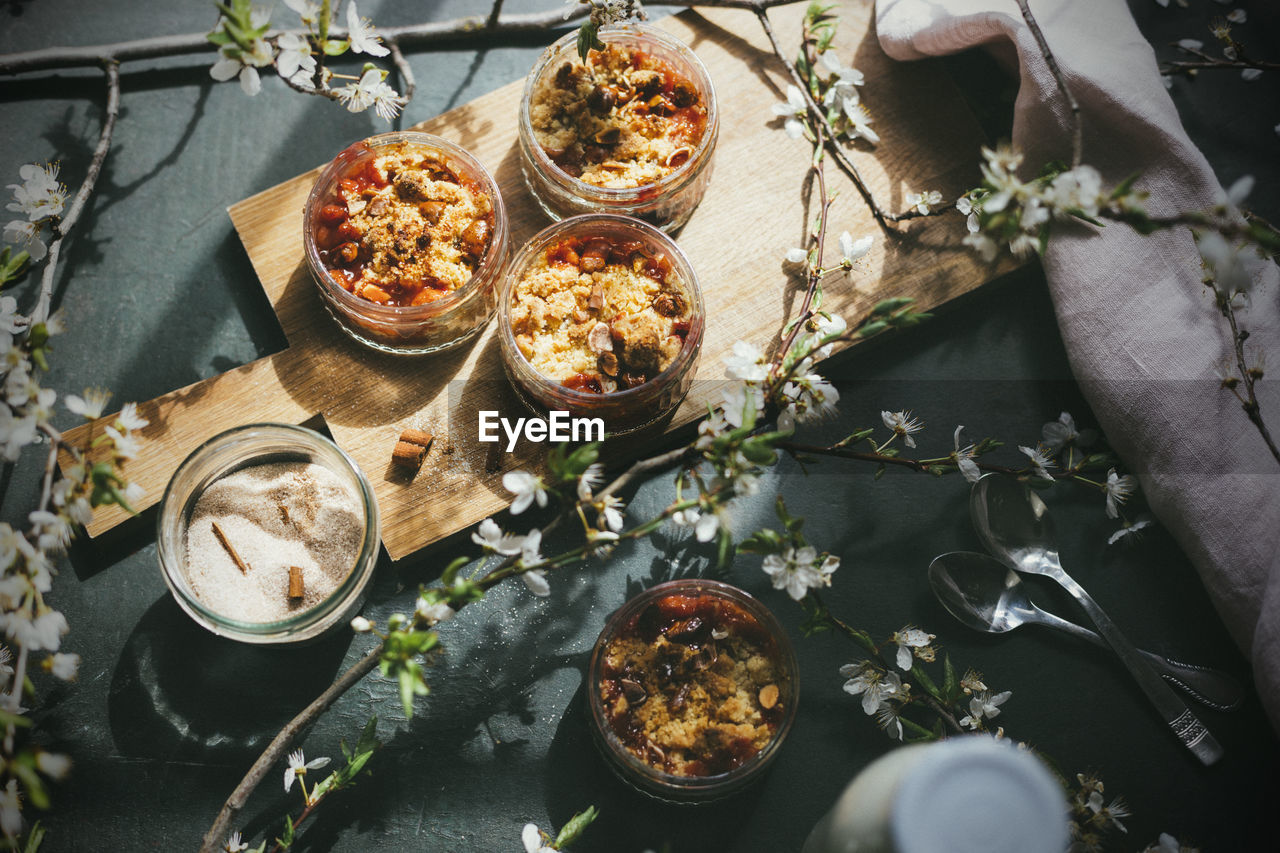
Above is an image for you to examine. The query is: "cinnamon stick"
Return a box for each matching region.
[211,521,250,574]
[392,440,427,469]
[288,566,305,600]
[399,428,434,449]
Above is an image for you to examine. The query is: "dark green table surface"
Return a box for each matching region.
[1,1,1277,850]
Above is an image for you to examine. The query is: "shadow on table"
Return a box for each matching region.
[107,594,354,762]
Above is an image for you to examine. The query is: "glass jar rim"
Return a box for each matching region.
[586,578,800,793]
[519,22,720,202]
[156,422,381,639]
[303,131,508,321]
[499,213,705,407]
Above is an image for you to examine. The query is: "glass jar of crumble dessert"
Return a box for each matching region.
[518,22,719,232]
[497,213,705,435]
[156,423,381,645]
[304,131,508,354]
[587,579,800,803]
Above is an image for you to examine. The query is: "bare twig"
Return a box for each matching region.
[1218,294,1280,465]
[32,60,119,327]
[1014,0,1081,168]
[200,646,383,853]
[487,0,507,30]
[387,39,415,103]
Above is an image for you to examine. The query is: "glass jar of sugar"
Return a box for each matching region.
[156,423,380,644]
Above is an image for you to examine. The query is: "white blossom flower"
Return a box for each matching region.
[839,662,903,715]
[672,507,719,542]
[576,463,604,501]
[1176,38,1204,51]
[819,51,864,106]
[28,510,71,553]
[275,32,316,84]
[3,609,68,652]
[415,597,455,625]
[3,219,47,262]
[350,615,374,632]
[953,425,981,483]
[471,517,525,555]
[35,751,71,781]
[523,823,556,853]
[963,230,998,262]
[283,749,330,792]
[1041,411,1084,452]
[1048,165,1103,217]
[65,387,110,420]
[345,1,390,56]
[1226,8,1245,23]
[771,85,808,139]
[905,190,942,216]
[48,652,80,681]
[1104,468,1137,519]
[1019,444,1056,480]
[104,424,140,460]
[839,97,879,144]
[890,627,935,671]
[1197,229,1263,294]
[0,780,21,836]
[1240,67,1261,81]
[1143,832,1199,853]
[783,246,809,266]
[284,0,331,31]
[7,163,67,222]
[959,689,1011,729]
[876,703,904,740]
[724,340,768,382]
[209,40,273,96]
[117,401,149,431]
[224,831,250,853]
[1108,515,1154,545]
[503,470,549,515]
[519,528,545,568]
[762,545,839,601]
[599,495,625,532]
[335,68,404,121]
[881,410,922,448]
[0,296,26,336]
[839,231,873,266]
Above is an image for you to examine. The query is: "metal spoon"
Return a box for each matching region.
[971,474,1225,766]
[929,551,1245,711]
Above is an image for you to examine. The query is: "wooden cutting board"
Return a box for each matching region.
[62,2,1017,560]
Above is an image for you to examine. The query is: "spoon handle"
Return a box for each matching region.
[1051,570,1224,766]
[1033,609,1246,711]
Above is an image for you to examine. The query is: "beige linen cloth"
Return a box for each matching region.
[874,0,1280,732]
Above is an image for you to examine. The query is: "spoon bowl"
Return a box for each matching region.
[928,551,1036,634]
[971,474,1060,575]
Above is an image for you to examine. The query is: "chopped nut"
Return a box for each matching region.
[418,200,446,223]
[652,291,685,317]
[459,218,490,259]
[586,84,616,115]
[671,80,698,108]
[593,126,621,146]
[759,683,780,709]
[631,69,662,97]
[588,283,605,310]
[597,351,619,377]
[664,147,692,169]
[621,678,648,705]
[288,566,305,600]
[588,321,614,354]
[337,241,359,264]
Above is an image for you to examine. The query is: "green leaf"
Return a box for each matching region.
[23,823,45,853]
[739,438,776,466]
[206,28,233,46]
[738,527,784,555]
[12,762,48,810]
[0,708,32,729]
[874,463,886,481]
[553,805,600,849]
[576,21,602,64]
[322,38,349,56]
[858,320,889,338]
[871,297,914,317]
[1109,172,1140,200]
[942,654,958,703]
[277,813,295,849]
[440,555,469,586]
[715,526,734,572]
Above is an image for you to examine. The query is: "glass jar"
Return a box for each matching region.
[303,131,508,354]
[801,737,1068,853]
[156,423,380,644]
[587,579,800,803]
[497,213,704,435]
[518,22,719,232]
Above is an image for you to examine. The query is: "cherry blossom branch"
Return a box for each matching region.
[1160,42,1279,76]
[1217,292,1280,465]
[33,60,119,327]
[1014,0,1082,169]
[201,442,696,852]
[386,39,416,104]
